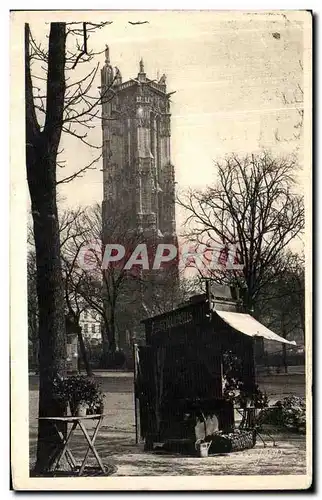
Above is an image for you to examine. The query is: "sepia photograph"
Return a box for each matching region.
[10,9,312,490]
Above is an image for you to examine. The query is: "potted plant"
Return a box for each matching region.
[53,375,105,416]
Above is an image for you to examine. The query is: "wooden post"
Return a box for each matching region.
[205,279,213,321]
[133,343,140,444]
[281,316,288,374]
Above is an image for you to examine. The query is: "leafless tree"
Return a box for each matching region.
[60,208,93,376]
[141,267,192,317]
[72,204,151,355]
[177,152,305,314]
[28,207,93,375]
[25,21,115,473]
[258,251,305,335]
[256,251,305,372]
[60,203,184,356]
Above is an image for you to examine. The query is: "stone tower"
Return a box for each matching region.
[101,46,177,242]
[100,46,178,351]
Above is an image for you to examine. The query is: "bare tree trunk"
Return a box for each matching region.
[109,307,117,353]
[33,196,68,471]
[299,296,305,342]
[77,327,93,377]
[282,343,288,374]
[26,22,68,473]
[66,314,93,377]
[281,317,288,374]
[101,320,110,355]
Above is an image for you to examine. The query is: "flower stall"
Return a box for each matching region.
[135,284,296,455]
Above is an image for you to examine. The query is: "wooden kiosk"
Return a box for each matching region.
[135,285,296,451]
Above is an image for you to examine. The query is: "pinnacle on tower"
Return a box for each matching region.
[105,44,110,65]
[139,58,145,73]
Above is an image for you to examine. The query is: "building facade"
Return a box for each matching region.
[79,309,102,342]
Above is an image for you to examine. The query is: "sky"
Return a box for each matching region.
[26,10,309,230]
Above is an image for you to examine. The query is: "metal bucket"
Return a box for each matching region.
[196,441,211,457]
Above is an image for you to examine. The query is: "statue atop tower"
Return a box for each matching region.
[159,73,167,85]
[138,57,146,83]
[101,44,114,87]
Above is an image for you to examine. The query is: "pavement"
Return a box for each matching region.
[29,370,307,477]
[29,423,306,476]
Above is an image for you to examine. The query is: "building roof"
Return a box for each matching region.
[215,310,296,346]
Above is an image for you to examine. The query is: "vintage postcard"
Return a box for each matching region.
[10,9,312,490]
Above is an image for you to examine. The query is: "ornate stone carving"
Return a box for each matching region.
[114,66,122,85]
[111,125,123,136]
[136,107,151,128]
[160,114,171,136]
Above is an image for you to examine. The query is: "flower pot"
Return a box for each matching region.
[98,401,105,414]
[75,403,88,417]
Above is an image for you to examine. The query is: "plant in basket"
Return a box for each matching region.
[53,375,105,416]
[207,429,256,454]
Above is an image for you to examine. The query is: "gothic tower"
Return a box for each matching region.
[101,46,177,242]
[101,46,178,350]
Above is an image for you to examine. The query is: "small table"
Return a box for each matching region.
[39,414,106,475]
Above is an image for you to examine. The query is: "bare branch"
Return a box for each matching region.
[56,153,102,185]
[177,152,304,312]
[71,22,88,70]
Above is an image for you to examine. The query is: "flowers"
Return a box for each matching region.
[53,375,105,414]
[222,351,269,409]
[257,396,306,433]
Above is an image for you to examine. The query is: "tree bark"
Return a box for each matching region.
[33,195,68,471]
[299,291,305,342]
[26,22,68,473]
[109,314,117,354]
[77,327,93,377]
[282,343,288,374]
[281,317,288,374]
[101,318,112,354]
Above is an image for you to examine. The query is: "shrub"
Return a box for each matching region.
[99,350,126,369]
[257,395,306,433]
